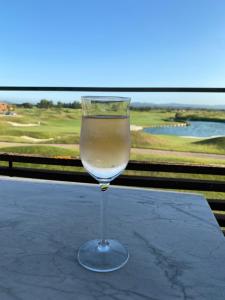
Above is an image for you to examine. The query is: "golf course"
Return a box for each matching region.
[0,107,224,164]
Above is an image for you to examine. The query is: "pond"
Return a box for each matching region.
[144,121,225,138]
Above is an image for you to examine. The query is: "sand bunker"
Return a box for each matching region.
[8,121,40,127]
[130,125,143,131]
[21,136,54,142]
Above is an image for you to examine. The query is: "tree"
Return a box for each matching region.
[57,101,63,108]
[71,101,81,109]
[174,112,183,120]
[21,102,33,108]
[37,99,54,109]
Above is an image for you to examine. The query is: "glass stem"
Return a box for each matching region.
[99,183,109,247]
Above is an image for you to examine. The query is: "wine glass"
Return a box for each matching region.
[77,96,131,272]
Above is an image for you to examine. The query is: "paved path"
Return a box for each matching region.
[0,142,225,160]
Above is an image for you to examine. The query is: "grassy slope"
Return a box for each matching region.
[175,109,225,122]
[131,131,225,154]
[195,137,225,147]
[0,145,78,156]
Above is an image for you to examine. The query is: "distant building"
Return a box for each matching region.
[0,102,14,113]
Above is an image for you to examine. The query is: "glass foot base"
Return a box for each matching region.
[77,239,129,272]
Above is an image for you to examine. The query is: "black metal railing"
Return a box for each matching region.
[0,153,224,233]
[0,153,224,191]
[1,86,225,92]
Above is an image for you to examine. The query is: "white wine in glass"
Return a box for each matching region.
[78,96,131,272]
[80,115,130,182]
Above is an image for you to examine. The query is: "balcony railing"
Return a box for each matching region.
[0,86,225,234]
[0,153,225,234]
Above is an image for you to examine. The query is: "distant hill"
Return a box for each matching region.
[131,102,225,110]
[1,98,225,110]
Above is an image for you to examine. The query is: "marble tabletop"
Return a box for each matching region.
[0,177,224,300]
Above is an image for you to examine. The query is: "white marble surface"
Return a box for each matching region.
[0,177,225,300]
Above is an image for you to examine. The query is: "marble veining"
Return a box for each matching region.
[0,177,224,299]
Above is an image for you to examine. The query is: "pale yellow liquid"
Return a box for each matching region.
[80,115,130,181]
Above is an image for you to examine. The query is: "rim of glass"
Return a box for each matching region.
[81,96,131,102]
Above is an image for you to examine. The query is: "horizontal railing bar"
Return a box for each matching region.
[1,86,225,93]
[1,154,225,175]
[114,175,225,191]
[0,153,83,167]
[0,166,224,192]
[214,213,225,227]
[127,161,225,175]
[0,166,95,183]
[207,199,225,211]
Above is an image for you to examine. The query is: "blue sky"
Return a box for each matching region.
[0,0,225,104]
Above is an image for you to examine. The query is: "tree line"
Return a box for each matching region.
[16,99,81,109]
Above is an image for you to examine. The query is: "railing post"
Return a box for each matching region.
[8,156,13,177]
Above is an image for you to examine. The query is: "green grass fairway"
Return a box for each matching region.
[130,110,176,126]
[1,145,224,166]
[0,108,81,143]
[0,145,78,157]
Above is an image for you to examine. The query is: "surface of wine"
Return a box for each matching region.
[80,115,130,182]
